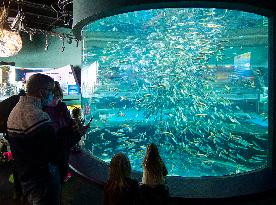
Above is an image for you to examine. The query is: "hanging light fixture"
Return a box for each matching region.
[0,2,23,57]
[0,29,23,57]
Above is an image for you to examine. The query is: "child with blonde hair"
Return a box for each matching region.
[140,143,169,205]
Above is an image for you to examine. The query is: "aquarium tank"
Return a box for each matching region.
[80,8,269,177]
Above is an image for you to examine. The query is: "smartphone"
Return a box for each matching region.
[86,117,93,126]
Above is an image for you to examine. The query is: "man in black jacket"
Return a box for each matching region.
[7,73,68,205]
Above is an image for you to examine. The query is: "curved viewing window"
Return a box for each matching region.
[80,8,269,177]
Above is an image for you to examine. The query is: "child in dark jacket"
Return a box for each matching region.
[140,143,169,205]
[104,153,139,205]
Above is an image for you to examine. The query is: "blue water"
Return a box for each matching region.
[80,8,269,177]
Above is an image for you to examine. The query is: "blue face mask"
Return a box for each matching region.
[42,93,54,106]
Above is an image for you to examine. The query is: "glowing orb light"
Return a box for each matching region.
[0,29,22,57]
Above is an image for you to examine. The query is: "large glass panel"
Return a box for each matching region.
[81,8,269,176]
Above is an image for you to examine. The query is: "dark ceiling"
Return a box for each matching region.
[2,0,73,32]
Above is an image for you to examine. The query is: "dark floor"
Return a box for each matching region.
[0,160,103,205]
[1,160,276,205]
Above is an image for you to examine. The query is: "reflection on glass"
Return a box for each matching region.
[81,8,268,176]
[0,65,17,100]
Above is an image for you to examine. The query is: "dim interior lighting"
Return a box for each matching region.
[0,29,23,57]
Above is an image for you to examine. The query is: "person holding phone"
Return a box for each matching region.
[87,117,93,126]
[71,107,92,153]
[44,81,88,183]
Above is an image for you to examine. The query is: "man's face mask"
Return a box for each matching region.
[48,97,61,107]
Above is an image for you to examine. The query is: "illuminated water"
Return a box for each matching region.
[80,8,269,176]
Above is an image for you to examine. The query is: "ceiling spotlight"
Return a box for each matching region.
[11,10,25,32]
